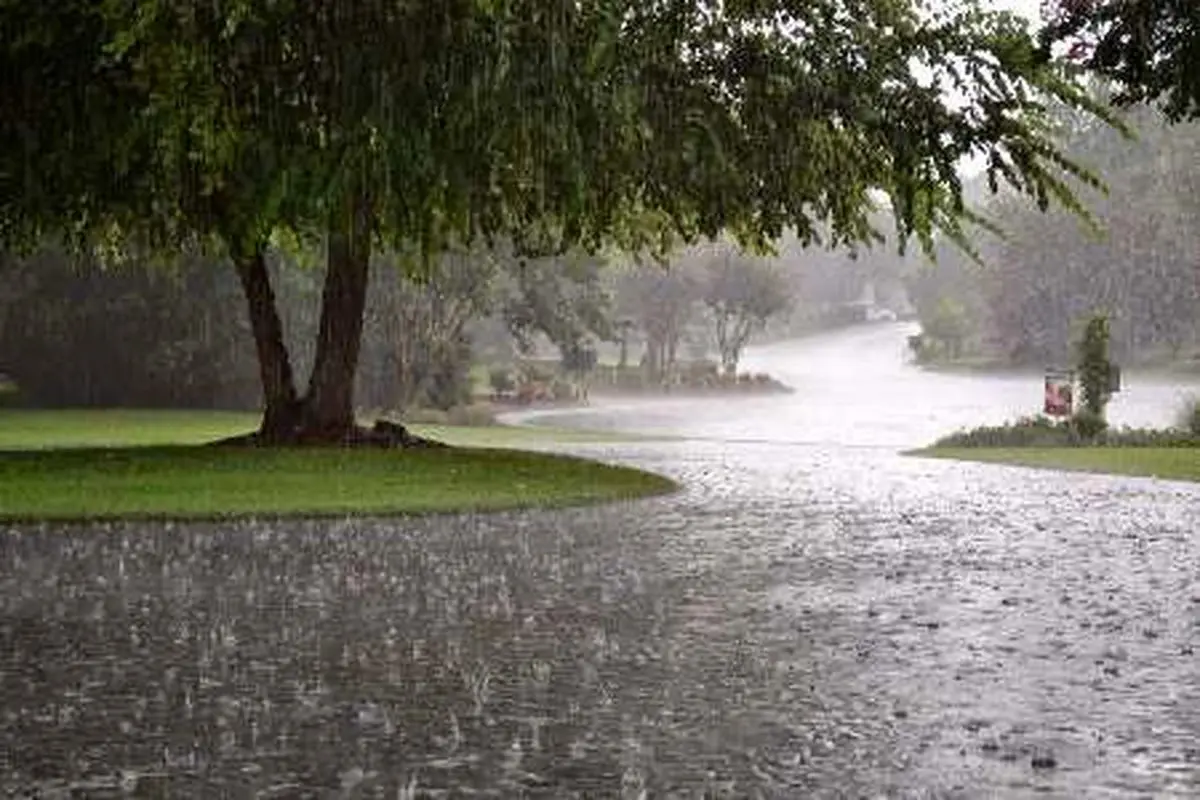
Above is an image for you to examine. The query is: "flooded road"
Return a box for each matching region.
[528,322,1200,448]
[4,324,1200,797]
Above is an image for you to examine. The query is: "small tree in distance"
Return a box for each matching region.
[703,251,790,377]
[1074,312,1113,438]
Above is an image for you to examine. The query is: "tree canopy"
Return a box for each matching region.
[703,248,790,376]
[1,0,1118,442]
[1040,0,1200,122]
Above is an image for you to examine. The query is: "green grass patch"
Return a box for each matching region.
[0,409,644,451]
[916,447,1200,483]
[0,446,678,522]
[0,408,262,449]
[0,409,677,522]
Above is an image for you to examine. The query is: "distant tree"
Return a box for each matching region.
[1077,312,1114,417]
[906,99,1200,367]
[0,246,258,407]
[922,297,972,360]
[358,250,496,412]
[703,249,790,376]
[559,341,599,400]
[614,318,636,369]
[614,262,700,381]
[1041,0,1200,122]
[499,250,613,362]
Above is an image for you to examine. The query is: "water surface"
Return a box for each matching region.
[4,324,1200,797]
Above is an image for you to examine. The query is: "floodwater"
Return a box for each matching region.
[4,323,1200,798]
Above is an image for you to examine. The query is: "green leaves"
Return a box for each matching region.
[1041,0,1200,123]
[4,0,1121,269]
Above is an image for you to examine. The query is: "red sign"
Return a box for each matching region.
[1044,370,1074,417]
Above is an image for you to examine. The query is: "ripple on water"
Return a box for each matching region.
[4,324,1200,796]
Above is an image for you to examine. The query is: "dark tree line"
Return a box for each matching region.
[0,247,259,407]
[0,242,611,411]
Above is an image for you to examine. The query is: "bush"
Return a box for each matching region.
[549,378,576,401]
[1104,427,1198,447]
[1070,409,1108,441]
[934,415,1077,448]
[682,360,720,382]
[446,403,497,427]
[934,414,1200,449]
[518,361,557,385]
[488,367,515,396]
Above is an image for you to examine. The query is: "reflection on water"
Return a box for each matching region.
[3,324,1200,797]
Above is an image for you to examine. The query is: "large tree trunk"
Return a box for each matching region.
[232,247,302,442]
[301,190,373,440]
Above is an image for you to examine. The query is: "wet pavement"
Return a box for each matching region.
[3,324,1200,797]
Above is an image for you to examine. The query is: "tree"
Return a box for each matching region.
[559,341,599,401]
[703,249,790,376]
[1077,312,1114,418]
[922,297,973,360]
[3,0,1120,443]
[357,250,497,412]
[0,246,260,407]
[499,249,614,361]
[614,260,700,381]
[1040,0,1200,122]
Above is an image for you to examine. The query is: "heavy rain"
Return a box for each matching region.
[2,0,1200,797]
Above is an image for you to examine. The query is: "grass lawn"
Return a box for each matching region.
[0,409,639,450]
[0,409,677,522]
[919,446,1200,483]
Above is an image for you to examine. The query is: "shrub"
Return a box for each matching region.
[1069,409,1108,441]
[682,360,720,380]
[1103,426,1198,447]
[446,403,497,427]
[489,367,515,396]
[1076,313,1113,418]
[934,416,1078,448]
[549,379,576,401]
[934,414,1200,449]
[518,361,557,385]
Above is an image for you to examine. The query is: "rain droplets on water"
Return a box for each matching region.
[3,325,1200,797]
